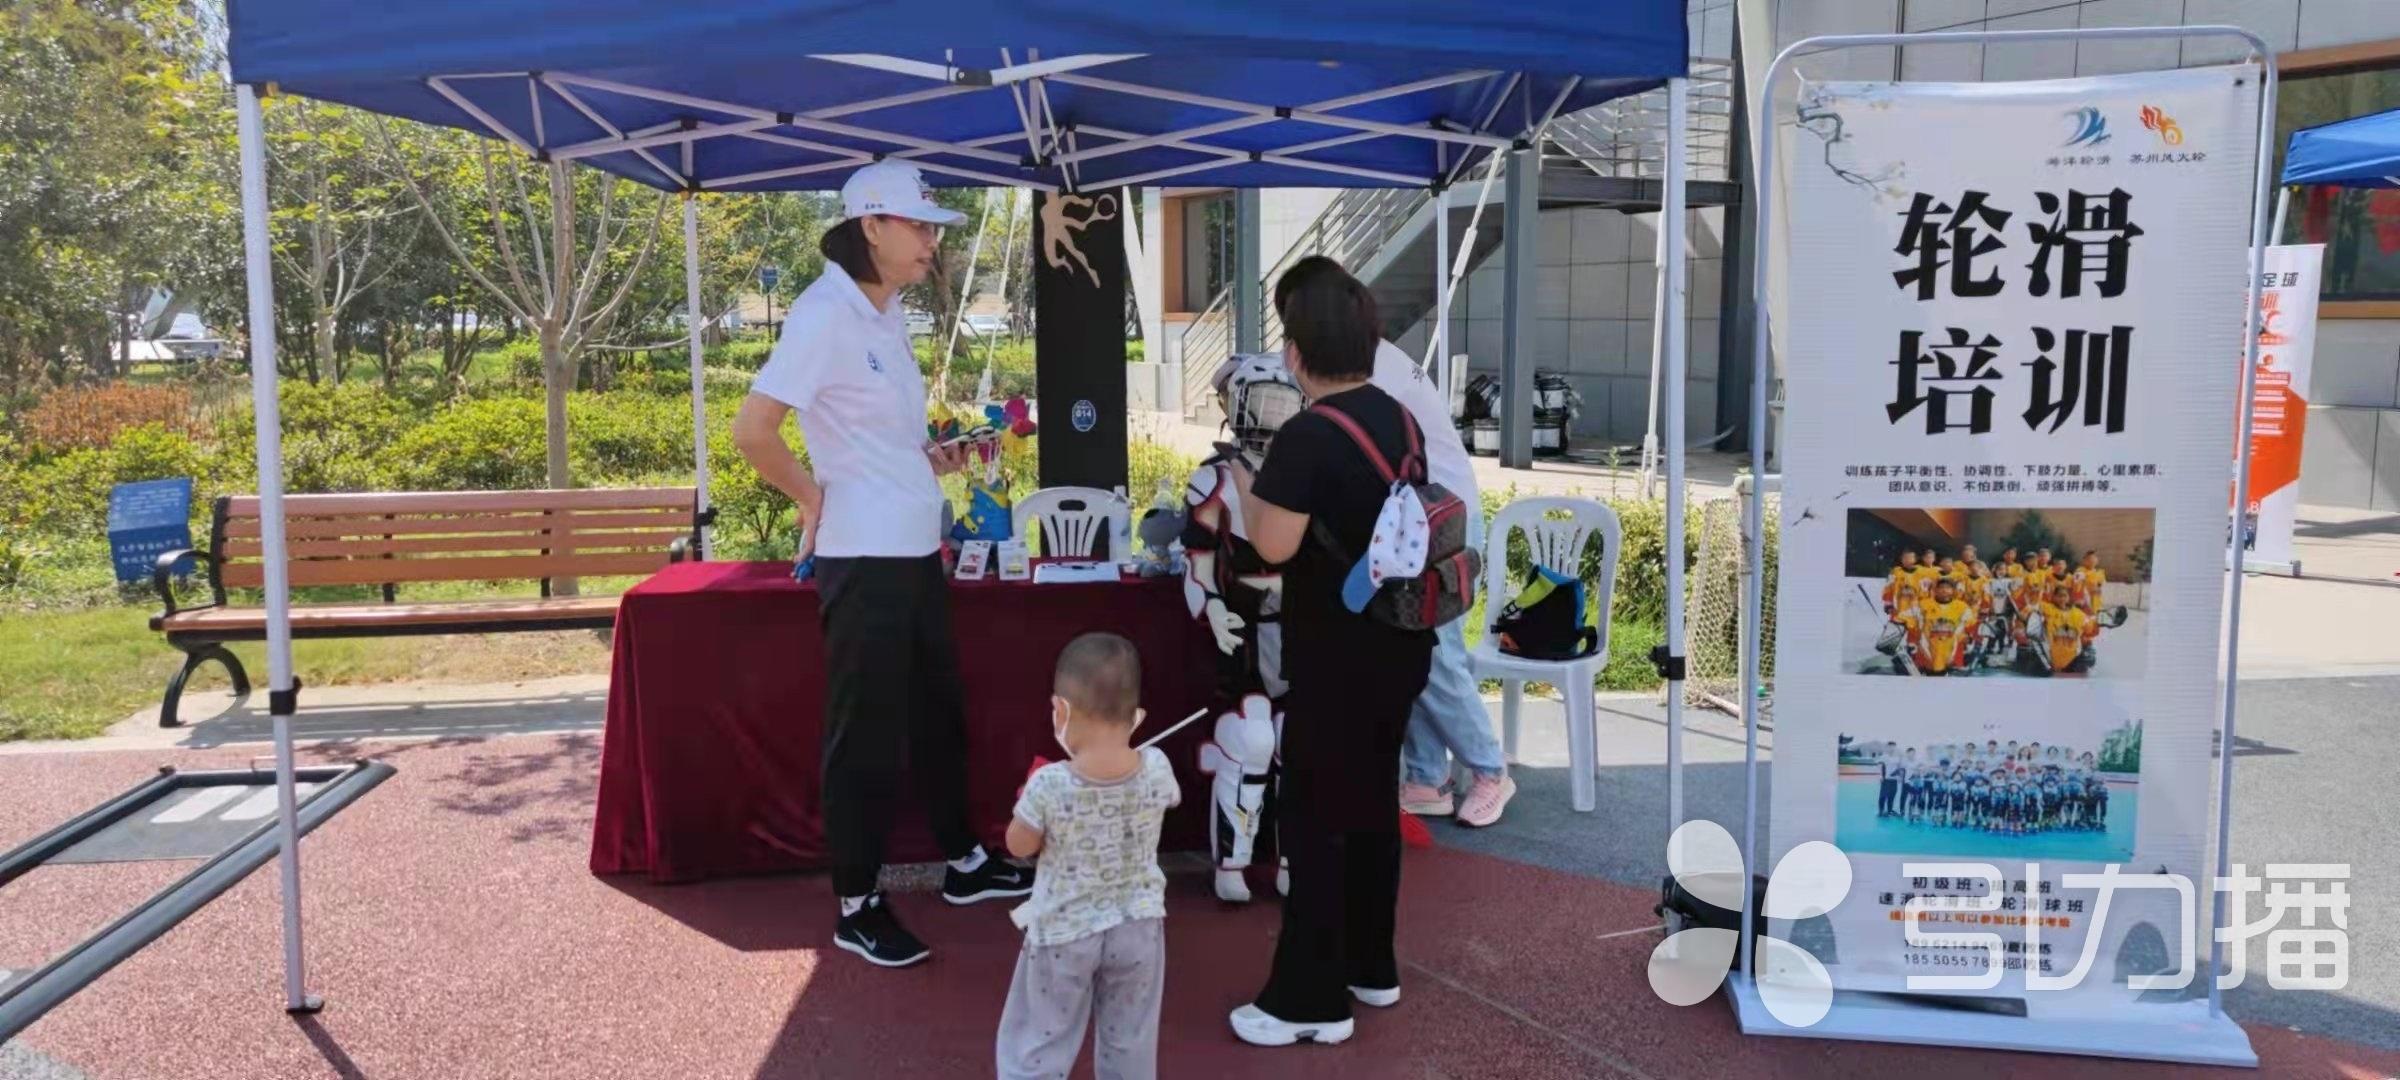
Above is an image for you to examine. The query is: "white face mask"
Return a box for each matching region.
[1051,698,1075,760]
[1050,700,1146,761]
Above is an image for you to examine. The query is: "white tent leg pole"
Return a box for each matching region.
[2268,186,2290,247]
[237,82,316,1015]
[1432,187,1451,393]
[942,188,997,375]
[1427,153,1506,379]
[983,188,1025,398]
[1642,123,1673,501]
[1659,77,1689,836]
[684,194,711,558]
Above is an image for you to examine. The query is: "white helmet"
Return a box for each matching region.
[1211,353,1304,457]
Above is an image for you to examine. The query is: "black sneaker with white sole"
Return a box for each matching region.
[833,892,929,968]
[942,857,1035,905]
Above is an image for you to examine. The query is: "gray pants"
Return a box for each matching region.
[995,918,1165,1080]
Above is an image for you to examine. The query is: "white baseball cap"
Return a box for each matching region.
[840,161,966,225]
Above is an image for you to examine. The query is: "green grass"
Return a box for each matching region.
[0,577,635,742]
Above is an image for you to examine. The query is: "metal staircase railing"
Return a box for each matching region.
[1179,186,1427,419]
[1544,59,1736,182]
[1174,57,1733,420]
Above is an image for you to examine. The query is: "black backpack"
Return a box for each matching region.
[1305,402,1481,632]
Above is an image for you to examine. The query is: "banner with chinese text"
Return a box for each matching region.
[1768,68,2258,1009]
[2236,244,2324,571]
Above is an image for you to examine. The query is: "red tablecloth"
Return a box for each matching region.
[590,561,1218,884]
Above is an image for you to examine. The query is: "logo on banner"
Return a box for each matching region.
[2138,106,2184,145]
[2061,106,2112,148]
[1071,399,1097,432]
[1647,820,1850,1028]
[1042,193,1120,289]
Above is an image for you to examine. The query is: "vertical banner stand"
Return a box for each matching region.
[1722,26,2275,1068]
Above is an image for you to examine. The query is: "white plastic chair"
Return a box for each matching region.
[1013,486,1130,559]
[1469,496,1622,812]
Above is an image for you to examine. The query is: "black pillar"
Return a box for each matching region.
[1033,188,1129,491]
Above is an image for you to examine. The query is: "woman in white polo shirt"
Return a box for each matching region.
[733,162,1033,970]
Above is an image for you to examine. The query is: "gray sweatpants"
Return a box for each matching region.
[995,917,1165,1080]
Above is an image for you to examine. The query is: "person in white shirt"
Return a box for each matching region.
[1272,257,1514,828]
[733,161,1033,969]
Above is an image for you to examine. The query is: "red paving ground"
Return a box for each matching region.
[2,736,2396,1080]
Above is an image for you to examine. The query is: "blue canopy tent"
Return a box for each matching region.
[2274,105,2400,244]
[2282,106,2400,189]
[220,0,1695,1016]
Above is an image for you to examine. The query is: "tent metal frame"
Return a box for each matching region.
[232,49,1695,1023]
[424,60,1554,195]
[1726,25,2276,1068]
[0,763,395,1041]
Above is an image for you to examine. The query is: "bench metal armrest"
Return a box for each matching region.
[673,507,717,563]
[152,548,222,620]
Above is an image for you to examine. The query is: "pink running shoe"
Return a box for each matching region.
[1455,773,1517,828]
[1400,781,1454,817]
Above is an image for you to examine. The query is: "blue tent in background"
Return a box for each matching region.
[205,0,1705,1026]
[2282,106,2400,188]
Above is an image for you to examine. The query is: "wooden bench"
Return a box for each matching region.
[150,487,706,728]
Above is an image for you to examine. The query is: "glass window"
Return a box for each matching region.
[1180,192,1235,310]
[2275,66,2400,301]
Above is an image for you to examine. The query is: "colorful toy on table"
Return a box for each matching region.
[950,479,1014,545]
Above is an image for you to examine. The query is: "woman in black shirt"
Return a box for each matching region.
[1225,264,1436,1046]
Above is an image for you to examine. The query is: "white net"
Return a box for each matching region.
[1684,489,1779,719]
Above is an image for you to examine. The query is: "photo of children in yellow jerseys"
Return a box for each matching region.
[1845,508,2149,680]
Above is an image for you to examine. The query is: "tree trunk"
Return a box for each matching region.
[541,323,571,490]
[317,314,340,384]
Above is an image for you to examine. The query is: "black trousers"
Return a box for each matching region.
[815,554,978,897]
[1254,827,1402,1023]
[1252,627,1429,1024]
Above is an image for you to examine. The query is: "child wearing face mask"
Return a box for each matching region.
[997,632,1182,1080]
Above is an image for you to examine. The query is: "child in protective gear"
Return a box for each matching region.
[2017,583,2099,675]
[1914,578,1979,675]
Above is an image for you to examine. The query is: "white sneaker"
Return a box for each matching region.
[1214,868,1252,903]
[1349,985,1400,1008]
[1275,860,1289,898]
[1229,1004,1354,1046]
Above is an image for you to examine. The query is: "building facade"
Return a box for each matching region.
[1143,0,2400,509]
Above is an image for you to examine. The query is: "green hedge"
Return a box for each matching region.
[1,375,1778,697]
